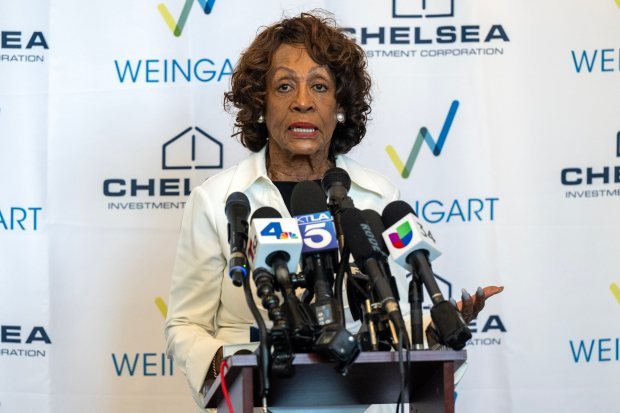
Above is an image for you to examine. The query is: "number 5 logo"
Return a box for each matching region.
[303,223,332,249]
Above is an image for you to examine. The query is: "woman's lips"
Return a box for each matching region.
[288,122,319,137]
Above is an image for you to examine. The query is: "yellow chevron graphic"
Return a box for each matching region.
[611,283,620,304]
[155,296,168,318]
[385,145,406,176]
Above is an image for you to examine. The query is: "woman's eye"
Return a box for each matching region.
[277,84,291,92]
[313,84,328,92]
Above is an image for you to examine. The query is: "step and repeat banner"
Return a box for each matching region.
[1,0,619,412]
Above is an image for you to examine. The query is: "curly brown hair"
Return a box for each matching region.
[224,11,372,160]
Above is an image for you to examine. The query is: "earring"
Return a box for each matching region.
[257,113,265,124]
[336,112,345,123]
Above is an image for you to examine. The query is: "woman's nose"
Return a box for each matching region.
[291,86,315,112]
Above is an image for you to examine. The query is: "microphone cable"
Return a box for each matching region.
[242,275,270,411]
[394,328,411,413]
[334,243,350,328]
[219,358,234,413]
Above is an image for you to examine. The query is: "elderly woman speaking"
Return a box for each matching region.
[165,11,500,412]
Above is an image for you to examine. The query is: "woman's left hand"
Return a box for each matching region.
[452,285,504,324]
[425,285,504,349]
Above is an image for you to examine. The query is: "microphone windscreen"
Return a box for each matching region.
[225,191,250,218]
[361,209,388,253]
[321,167,351,193]
[251,206,281,221]
[291,180,327,216]
[340,208,379,262]
[382,200,415,228]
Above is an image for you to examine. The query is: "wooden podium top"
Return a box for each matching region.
[204,350,466,410]
[225,350,466,367]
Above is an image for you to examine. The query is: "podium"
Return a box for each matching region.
[204,350,466,412]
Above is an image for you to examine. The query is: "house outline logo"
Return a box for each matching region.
[162,126,223,170]
[392,0,455,18]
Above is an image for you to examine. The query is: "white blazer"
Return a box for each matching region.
[165,147,400,409]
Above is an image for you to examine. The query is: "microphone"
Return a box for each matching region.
[382,201,441,300]
[321,167,354,248]
[382,200,471,350]
[247,206,303,274]
[321,167,354,212]
[360,208,398,300]
[248,207,304,376]
[291,181,339,315]
[291,181,359,367]
[340,207,409,348]
[225,192,251,287]
[362,208,425,349]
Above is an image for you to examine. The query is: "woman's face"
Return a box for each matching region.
[264,44,340,162]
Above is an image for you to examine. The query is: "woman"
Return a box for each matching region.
[165,12,500,411]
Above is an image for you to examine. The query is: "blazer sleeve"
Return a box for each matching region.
[164,185,227,405]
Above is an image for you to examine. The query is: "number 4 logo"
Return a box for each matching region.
[260,222,299,240]
[261,222,284,238]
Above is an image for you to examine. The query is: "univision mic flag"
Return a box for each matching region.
[382,213,441,271]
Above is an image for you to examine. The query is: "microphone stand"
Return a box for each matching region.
[410,254,472,350]
[334,244,350,328]
[242,275,270,412]
[408,271,425,350]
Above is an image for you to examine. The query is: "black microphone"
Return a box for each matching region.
[360,209,398,299]
[248,206,302,377]
[340,207,409,348]
[225,192,251,287]
[321,167,354,248]
[247,206,302,276]
[382,200,471,350]
[251,206,280,219]
[321,167,354,212]
[291,181,339,317]
[248,206,308,339]
[291,181,359,366]
[362,208,426,349]
[382,201,445,303]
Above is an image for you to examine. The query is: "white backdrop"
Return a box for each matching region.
[1,0,619,412]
